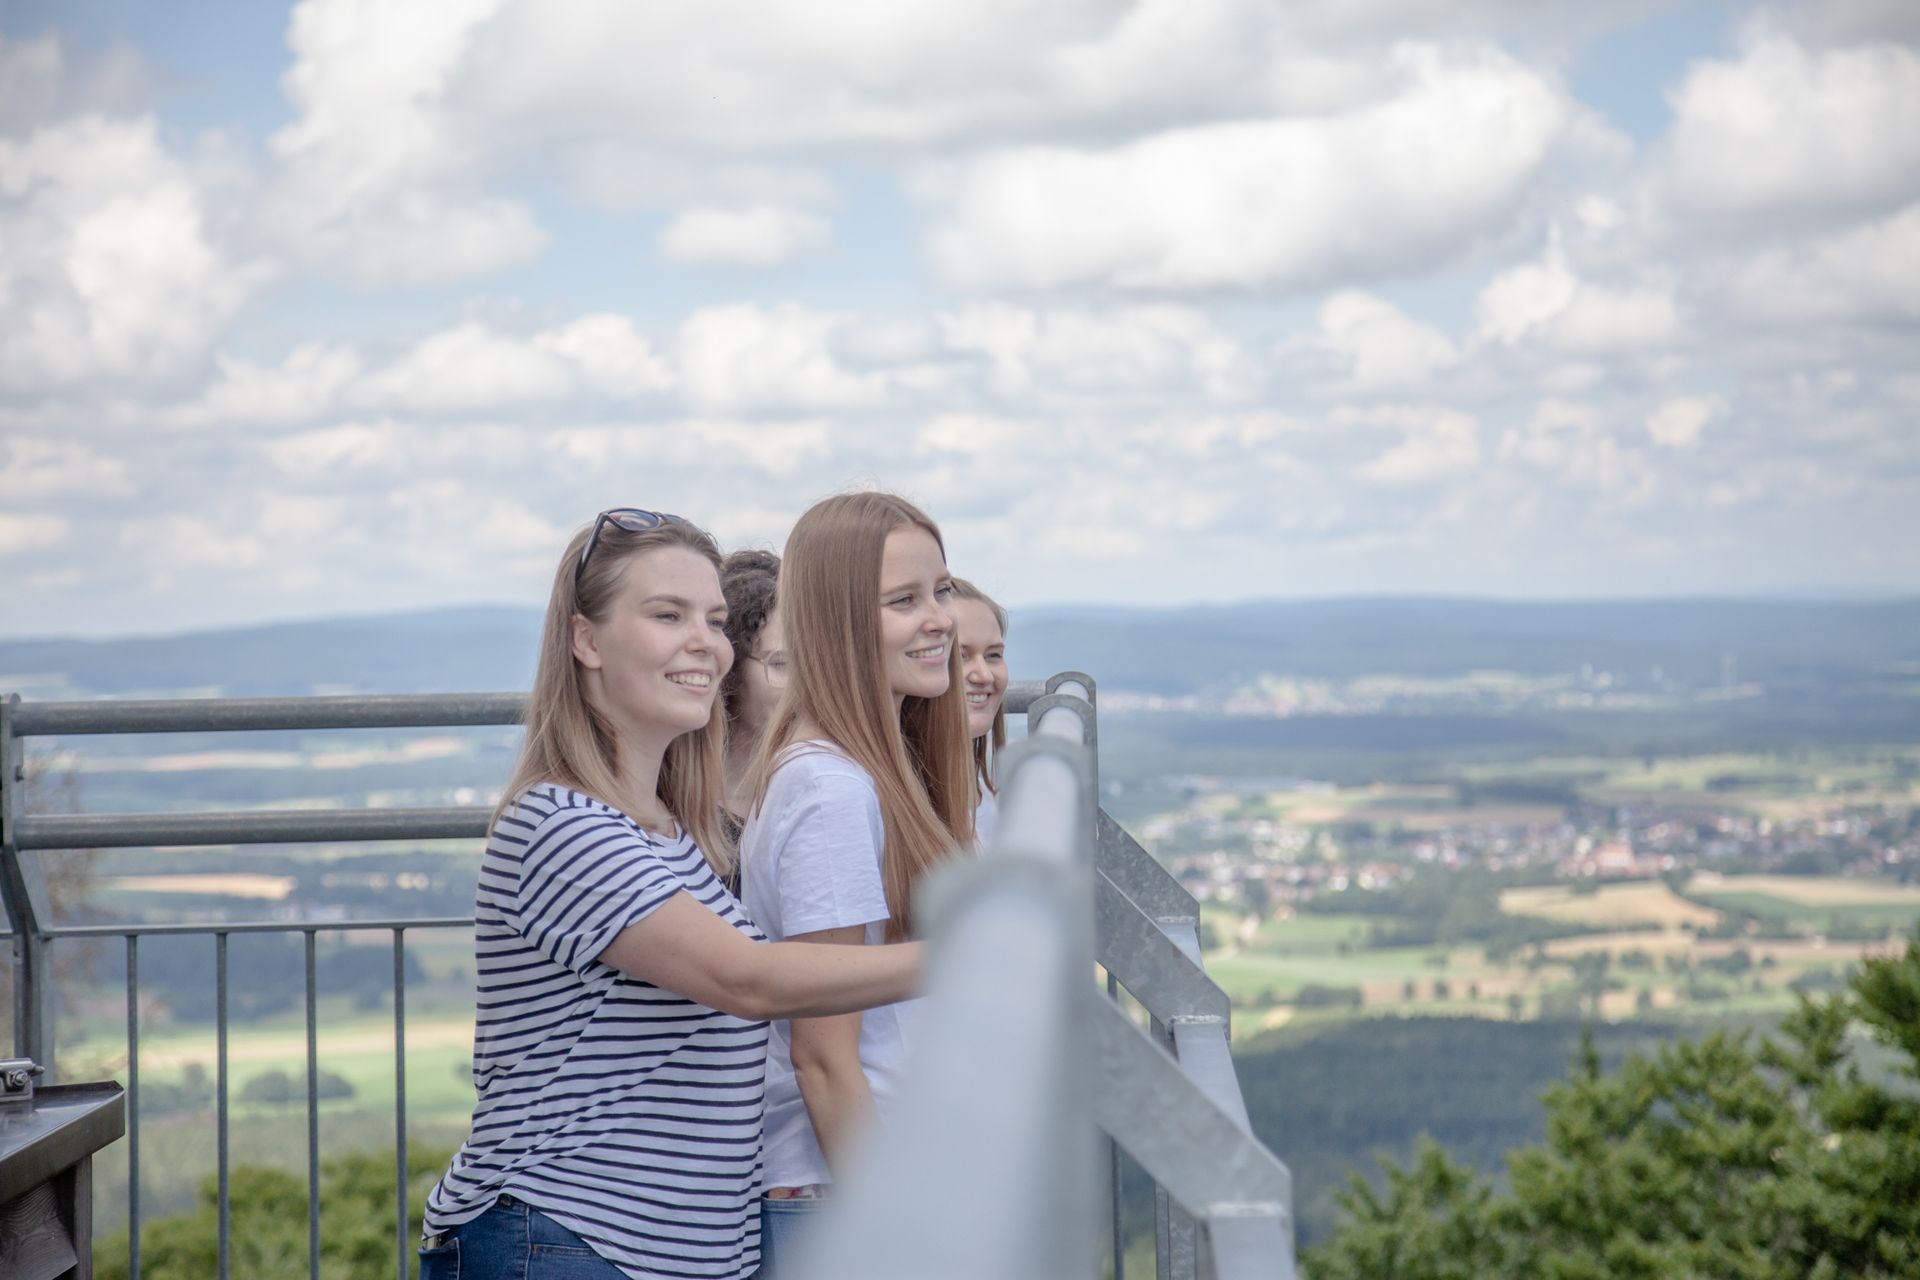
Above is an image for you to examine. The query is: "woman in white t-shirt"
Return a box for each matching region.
[739,492,975,1273]
[949,578,1010,845]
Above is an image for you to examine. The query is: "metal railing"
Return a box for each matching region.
[0,680,1294,1278]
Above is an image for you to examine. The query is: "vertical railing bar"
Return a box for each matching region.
[217,930,231,1280]
[306,929,321,1280]
[10,934,23,1058]
[1150,1010,1178,1280]
[393,927,408,1280]
[127,932,141,1279]
[1109,968,1124,1280]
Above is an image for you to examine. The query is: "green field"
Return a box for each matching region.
[1193,871,1917,1039]
[60,1011,476,1235]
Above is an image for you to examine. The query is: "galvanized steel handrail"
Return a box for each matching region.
[795,716,1100,1279]
[8,683,1052,737]
[0,678,1294,1279]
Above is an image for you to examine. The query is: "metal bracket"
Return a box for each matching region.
[1095,870,1231,1029]
[0,1056,42,1109]
[1024,692,1098,761]
[1044,670,1097,705]
[1096,810,1201,926]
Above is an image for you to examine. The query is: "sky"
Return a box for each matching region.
[2,0,1917,638]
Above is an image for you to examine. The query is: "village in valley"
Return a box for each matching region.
[1133,747,1920,1035]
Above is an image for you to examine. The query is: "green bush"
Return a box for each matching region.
[1294,984,1364,1010]
[237,1068,356,1106]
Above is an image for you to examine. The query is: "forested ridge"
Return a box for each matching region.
[1303,931,1920,1279]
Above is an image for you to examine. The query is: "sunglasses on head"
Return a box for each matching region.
[576,508,688,584]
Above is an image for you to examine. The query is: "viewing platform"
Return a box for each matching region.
[0,677,1296,1278]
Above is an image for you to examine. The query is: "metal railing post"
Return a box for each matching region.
[0,694,51,1071]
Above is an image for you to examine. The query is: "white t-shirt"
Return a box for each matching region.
[974,786,999,847]
[739,741,923,1188]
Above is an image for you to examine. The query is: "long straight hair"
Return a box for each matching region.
[949,577,1008,799]
[749,492,974,941]
[497,517,735,876]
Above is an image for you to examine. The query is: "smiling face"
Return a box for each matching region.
[951,597,1008,740]
[878,525,955,706]
[572,545,734,748]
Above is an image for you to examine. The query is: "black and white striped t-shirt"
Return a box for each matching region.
[424,783,769,1280]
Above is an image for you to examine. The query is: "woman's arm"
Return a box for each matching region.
[785,925,877,1172]
[597,891,920,1021]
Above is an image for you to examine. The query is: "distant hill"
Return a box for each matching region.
[1013,596,1920,694]
[2,597,1916,701]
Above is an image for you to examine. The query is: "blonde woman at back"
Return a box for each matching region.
[948,577,1009,844]
[739,492,974,1274]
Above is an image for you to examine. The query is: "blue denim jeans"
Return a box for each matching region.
[756,1194,828,1279]
[418,1194,632,1280]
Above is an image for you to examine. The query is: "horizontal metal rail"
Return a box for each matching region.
[13,808,491,850]
[8,692,528,736]
[6,683,1053,738]
[46,918,473,938]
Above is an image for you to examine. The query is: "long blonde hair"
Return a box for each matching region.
[750,492,974,941]
[949,577,1008,799]
[498,515,735,876]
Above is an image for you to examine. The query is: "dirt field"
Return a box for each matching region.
[1499,881,1721,930]
[1687,872,1920,906]
[107,873,297,899]
[75,1016,478,1072]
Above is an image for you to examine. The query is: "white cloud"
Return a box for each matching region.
[0,438,134,497]
[171,344,364,427]
[532,314,676,398]
[658,205,831,266]
[1662,32,1920,220]
[386,481,563,558]
[121,515,265,574]
[546,420,837,479]
[1474,248,1679,352]
[560,142,836,214]
[264,422,406,474]
[914,413,1039,461]
[1341,405,1481,487]
[359,322,575,413]
[939,303,1258,401]
[1308,290,1458,391]
[0,114,268,391]
[676,304,890,413]
[457,0,1336,153]
[173,315,674,427]
[0,33,158,133]
[263,0,544,285]
[1723,202,1920,323]
[0,513,70,557]
[925,43,1568,291]
[1498,398,1655,505]
[350,316,676,414]
[1646,395,1726,449]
